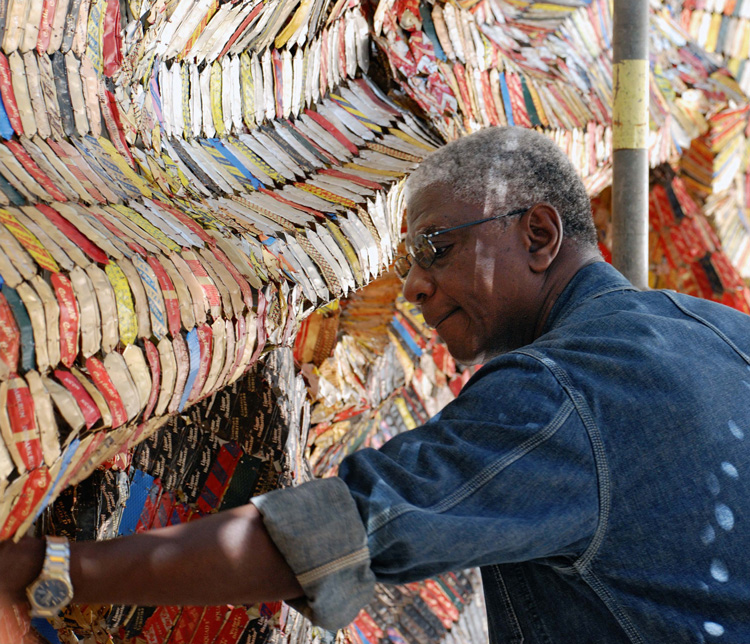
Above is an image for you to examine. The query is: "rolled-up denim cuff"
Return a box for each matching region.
[252,477,375,630]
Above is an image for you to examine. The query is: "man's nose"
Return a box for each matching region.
[402,263,435,304]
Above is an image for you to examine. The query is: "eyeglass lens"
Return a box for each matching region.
[412,235,435,269]
[394,235,436,280]
[394,256,412,279]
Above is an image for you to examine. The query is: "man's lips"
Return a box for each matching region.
[433,308,459,330]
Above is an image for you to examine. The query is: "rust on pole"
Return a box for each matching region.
[611,0,649,289]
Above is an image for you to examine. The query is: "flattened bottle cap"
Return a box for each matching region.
[3,285,34,372]
[36,0,57,54]
[61,0,83,53]
[180,249,222,319]
[179,64,191,139]
[18,137,76,201]
[23,51,52,139]
[209,60,224,138]
[229,309,258,383]
[209,230,263,291]
[42,373,85,437]
[325,218,363,286]
[51,50,75,137]
[79,55,101,137]
[199,63,215,138]
[1,0,26,55]
[296,230,342,298]
[200,318,225,398]
[146,255,181,337]
[104,261,137,346]
[107,203,178,255]
[201,139,253,194]
[54,368,101,430]
[103,350,140,422]
[85,355,127,428]
[21,204,87,268]
[89,135,149,199]
[35,203,106,266]
[156,254,195,331]
[117,257,152,341]
[53,138,115,203]
[16,281,48,373]
[85,263,119,353]
[49,201,119,259]
[69,265,102,359]
[71,0,89,56]
[76,204,130,260]
[98,84,133,163]
[2,374,43,471]
[168,251,207,326]
[86,206,142,258]
[0,142,52,202]
[215,317,235,390]
[154,336,176,418]
[24,370,59,466]
[70,138,127,203]
[199,247,242,317]
[195,247,231,318]
[188,62,202,138]
[211,244,254,311]
[168,333,190,415]
[50,272,79,368]
[0,467,50,540]
[187,322,212,404]
[0,206,57,274]
[60,432,100,488]
[132,254,168,341]
[169,136,222,195]
[70,365,110,429]
[29,136,90,203]
[228,54,242,133]
[141,338,160,421]
[65,51,90,136]
[226,138,276,186]
[31,275,60,367]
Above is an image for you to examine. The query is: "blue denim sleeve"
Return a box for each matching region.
[253,352,598,628]
[252,476,376,630]
[340,352,599,583]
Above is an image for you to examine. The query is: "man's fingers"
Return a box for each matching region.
[0,597,32,644]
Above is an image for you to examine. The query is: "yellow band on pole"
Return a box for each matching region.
[613,59,649,150]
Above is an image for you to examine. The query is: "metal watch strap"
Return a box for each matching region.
[42,536,70,578]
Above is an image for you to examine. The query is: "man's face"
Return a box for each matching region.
[402,184,542,365]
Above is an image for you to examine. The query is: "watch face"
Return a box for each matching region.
[31,578,72,609]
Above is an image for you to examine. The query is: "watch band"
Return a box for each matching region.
[42,536,70,578]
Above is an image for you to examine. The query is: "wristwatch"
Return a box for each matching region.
[26,536,74,618]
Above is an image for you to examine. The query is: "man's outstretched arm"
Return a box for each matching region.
[0,503,303,607]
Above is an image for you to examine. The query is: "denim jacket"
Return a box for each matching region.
[254,262,750,643]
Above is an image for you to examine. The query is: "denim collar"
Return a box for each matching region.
[541,261,638,336]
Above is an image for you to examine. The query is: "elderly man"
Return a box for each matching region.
[2,127,750,643]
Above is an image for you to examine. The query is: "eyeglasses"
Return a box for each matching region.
[394,207,529,280]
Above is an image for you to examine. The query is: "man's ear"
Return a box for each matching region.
[524,203,563,273]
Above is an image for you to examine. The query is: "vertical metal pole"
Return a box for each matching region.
[612,0,649,289]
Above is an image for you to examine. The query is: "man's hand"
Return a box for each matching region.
[0,538,45,644]
[0,503,302,611]
[0,538,44,604]
[0,597,33,644]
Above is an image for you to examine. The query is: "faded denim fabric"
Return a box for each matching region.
[255,262,750,642]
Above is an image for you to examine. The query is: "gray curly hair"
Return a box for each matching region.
[404,127,597,247]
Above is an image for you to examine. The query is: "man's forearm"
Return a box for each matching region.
[3,503,303,608]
